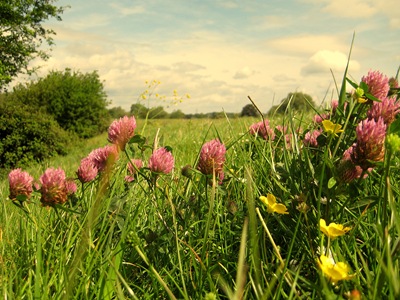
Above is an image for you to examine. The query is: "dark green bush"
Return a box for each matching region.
[0,99,74,170]
[6,69,110,138]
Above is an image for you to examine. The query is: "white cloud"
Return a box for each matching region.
[301,50,360,76]
[266,34,348,55]
[233,67,256,79]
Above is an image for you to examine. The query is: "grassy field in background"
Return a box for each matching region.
[1,108,400,299]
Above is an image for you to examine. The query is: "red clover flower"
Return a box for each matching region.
[249,119,275,140]
[8,168,34,201]
[148,148,174,174]
[197,139,226,184]
[108,115,137,150]
[39,167,76,206]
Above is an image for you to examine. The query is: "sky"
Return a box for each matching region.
[28,0,400,114]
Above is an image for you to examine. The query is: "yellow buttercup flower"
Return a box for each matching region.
[260,194,288,214]
[322,120,344,137]
[318,255,354,283]
[320,219,351,240]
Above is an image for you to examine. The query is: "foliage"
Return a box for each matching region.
[5,69,110,138]
[241,103,258,117]
[269,91,316,115]
[0,98,73,170]
[169,109,186,119]
[1,63,400,299]
[108,106,128,119]
[0,0,64,88]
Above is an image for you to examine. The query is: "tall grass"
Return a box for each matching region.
[1,74,400,299]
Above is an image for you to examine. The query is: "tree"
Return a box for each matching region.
[270,92,316,115]
[0,0,64,88]
[240,104,258,117]
[109,106,128,119]
[5,69,110,138]
[169,109,186,119]
[130,103,149,119]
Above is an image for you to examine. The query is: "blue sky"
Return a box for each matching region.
[31,0,400,113]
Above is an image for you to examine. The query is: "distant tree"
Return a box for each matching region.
[148,106,168,119]
[169,109,186,119]
[130,103,148,119]
[240,104,258,117]
[6,69,110,138]
[270,92,316,115]
[0,0,64,88]
[109,106,128,119]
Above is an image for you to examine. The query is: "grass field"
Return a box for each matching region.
[1,88,400,299]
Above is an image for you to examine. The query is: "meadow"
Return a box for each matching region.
[1,70,400,299]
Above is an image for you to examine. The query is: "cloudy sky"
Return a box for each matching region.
[31,0,400,114]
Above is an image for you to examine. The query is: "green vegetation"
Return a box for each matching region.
[1,64,400,299]
[0,0,64,88]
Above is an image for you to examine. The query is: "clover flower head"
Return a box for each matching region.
[125,159,143,182]
[88,145,119,172]
[77,157,98,183]
[361,70,390,101]
[320,219,351,240]
[148,147,174,174]
[322,120,344,137]
[330,100,339,113]
[352,117,387,169]
[318,255,354,283]
[108,115,137,150]
[313,113,329,124]
[275,125,287,134]
[303,129,322,147]
[260,194,288,214]
[249,119,275,140]
[197,139,226,183]
[8,168,34,201]
[39,167,74,206]
[337,146,371,183]
[367,96,400,125]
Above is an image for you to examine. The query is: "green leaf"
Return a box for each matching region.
[328,177,336,189]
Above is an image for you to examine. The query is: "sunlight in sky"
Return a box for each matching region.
[30,0,400,113]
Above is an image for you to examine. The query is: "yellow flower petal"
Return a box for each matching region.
[272,203,289,214]
[322,120,344,137]
[318,255,354,283]
[260,194,288,215]
[320,219,351,240]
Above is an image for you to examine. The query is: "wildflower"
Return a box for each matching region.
[322,120,344,137]
[388,77,399,97]
[303,129,322,147]
[8,169,34,201]
[336,146,371,183]
[88,145,119,172]
[313,113,329,124]
[197,139,226,183]
[108,116,137,150]
[318,255,354,283]
[260,194,288,214]
[367,96,400,125]
[125,159,143,182]
[148,147,174,174]
[77,157,98,183]
[353,87,368,103]
[330,100,339,113]
[39,167,74,206]
[320,219,351,240]
[361,70,390,100]
[351,117,387,169]
[275,125,287,134]
[249,119,275,140]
